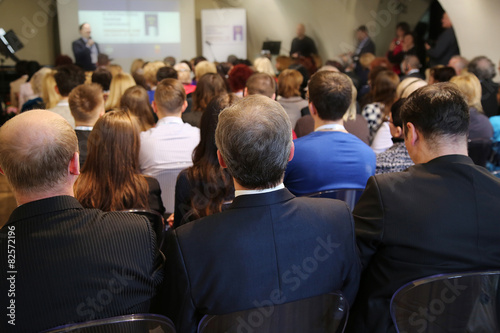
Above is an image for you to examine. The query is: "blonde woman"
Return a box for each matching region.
[42,70,60,109]
[105,72,136,111]
[174,62,196,95]
[194,60,217,82]
[253,57,276,77]
[21,67,52,112]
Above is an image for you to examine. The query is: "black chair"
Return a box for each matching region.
[121,209,168,249]
[41,313,176,332]
[390,270,500,333]
[302,189,364,211]
[197,292,349,333]
[468,139,492,167]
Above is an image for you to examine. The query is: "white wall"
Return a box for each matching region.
[439,0,500,68]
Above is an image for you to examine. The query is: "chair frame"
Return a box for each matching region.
[390,270,500,333]
[302,188,364,211]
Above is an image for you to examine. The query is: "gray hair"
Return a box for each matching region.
[215,95,292,189]
[468,56,496,80]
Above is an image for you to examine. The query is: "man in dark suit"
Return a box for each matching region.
[162,95,361,333]
[72,23,99,71]
[346,83,500,333]
[353,25,375,61]
[0,110,164,332]
[426,12,460,66]
[290,23,318,58]
[400,55,423,80]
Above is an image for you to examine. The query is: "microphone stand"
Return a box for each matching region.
[205,41,217,62]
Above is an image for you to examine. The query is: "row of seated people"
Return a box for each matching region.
[2,65,500,332]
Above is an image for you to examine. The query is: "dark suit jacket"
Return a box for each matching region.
[72,38,99,71]
[0,196,164,332]
[480,79,499,118]
[427,27,460,66]
[346,155,500,333]
[161,188,361,333]
[75,129,91,167]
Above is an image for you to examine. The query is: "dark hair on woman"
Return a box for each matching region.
[371,70,400,114]
[432,66,456,83]
[396,22,411,34]
[192,73,228,111]
[120,85,156,131]
[74,111,150,211]
[390,98,406,128]
[186,93,236,219]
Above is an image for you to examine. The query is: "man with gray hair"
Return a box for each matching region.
[468,55,499,117]
[0,111,164,332]
[162,95,361,333]
[448,55,468,75]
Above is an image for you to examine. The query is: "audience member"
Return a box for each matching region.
[139,79,200,213]
[173,94,237,228]
[174,62,196,95]
[430,66,456,83]
[400,55,422,79]
[9,60,29,109]
[253,56,276,77]
[54,54,73,67]
[120,85,156,131]
[21,67,51,112]
[353,25,376,61]
[362,70,400,142]
[347,83,500,332]
[375,98,414,174]
[108,64,123,77]
[68,83,105,167]
[194,60,217,82]
[275,55,293,75]
[157,66,178,82]
[386,22,411,74]
[50,64,86,128]
[91,67,112,91]
[75,111,165,215]
[290,23,318,58]
[426,12,460,66]
[468,56,499,117]
[41,70,59,109]
[144,61,166,103]
[448,55,469,75]
[284,71,375,195]
[228,64,254,97]
[245,72,276,99]
[450,73,494,141]
[18,61,42,108]
[183,73,227,128]
[105,72,136,111]
[396,77,427,99]
[0,110,164,332]
[164,56,176,67]
[162,95,361,333]
[97,53,112,68]
[277,69,308,127]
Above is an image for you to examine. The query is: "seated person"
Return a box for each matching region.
[284,71,376,195]
[347,83,500,332]
[161,95,361,333]
[68,83,105,167]
[173,94,236,228]
[75,111,165,215]
[375,99,414,174]
[0,110,164,332]
[50,64,86,127]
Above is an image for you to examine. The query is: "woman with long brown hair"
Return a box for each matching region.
[120,85,156,131]
[75,111,165,214]
[173,94,236,228]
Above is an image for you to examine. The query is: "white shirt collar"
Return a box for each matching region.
[314,124,346,132]
[57,100,69,107]
[157,116,183,125]
[234,183,285,198]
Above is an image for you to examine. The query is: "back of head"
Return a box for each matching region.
[396,22,411,34]
[155,78,186,114]
[69,83,103,123]
[308,71,352,121]
[228,64,254,93]
[120,85,156,130]
[164,56,176,67]
[42,70,60,109]
[30,67,52,95]
[143,61,165,86]
[194,60,217,81]
[15,60,29,75]
[405,55,421,70]
[193,73,227,111]
[156,66,178,82]
[432,66,456,83]
[397,78,428,99]
[215,95,292,189]
[254,57,276,77]
[400,83,469,145]
[55,54,73,67]
[278,69,303,98]
[91,68,112,91]
[450,73,483,111]
[54,64,86,97]
[468,56,496,81]
[174,62,192,84]
[130,58,145,75]
[370,57,391,71]
[449,55,469,73]
[359,53,376,69]
[390,98,407,128]
[246,73,276,98]
[0,110,78,194]
[372,70,400,106]
[275,56,292,72]
[106,73,136,110]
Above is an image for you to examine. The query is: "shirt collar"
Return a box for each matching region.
[157,116,183,125]
[57,100,69,107]
[234,183,285,198]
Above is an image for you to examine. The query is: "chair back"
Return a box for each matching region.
[41,313,176,332]
[303,189,364,211]
[390,270,500,333]
[155,167,186,214]
[121,209,167,248]
[197,292,348,333]
[468,139,492,167]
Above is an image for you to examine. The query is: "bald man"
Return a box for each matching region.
[0,111,164,332]
[290,23,318,58]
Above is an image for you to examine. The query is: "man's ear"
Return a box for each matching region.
[243,87,248,97]
[405,122,418,146]
[308,102,317,116]
[181,100,188,113]
[217,150,227,168]
[271,93,276,100]
[288,141,295,162]
[69,152,80,176]
[152,100,158,114]
[55,85,61,96]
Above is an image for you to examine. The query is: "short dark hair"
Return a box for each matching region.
[390,98,406,128]
[215,95,292,189]
[308,71,352,121]
[432,66,456,83]
[246,73,276,98]
[357,25,368,33]
[156,66,178,82]
[154,78,186,114]
[396,22,411,34]
[400,83,469,143]
[92,68,112,91]
[54,64,86,97]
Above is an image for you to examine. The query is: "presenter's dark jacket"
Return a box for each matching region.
[161,188,361,333]
[427,27,460,67]
[346,155,500,333]
[0,196,164,333]
[72,38,99,71]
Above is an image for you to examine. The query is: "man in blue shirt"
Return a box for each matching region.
[284,71,375,195]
